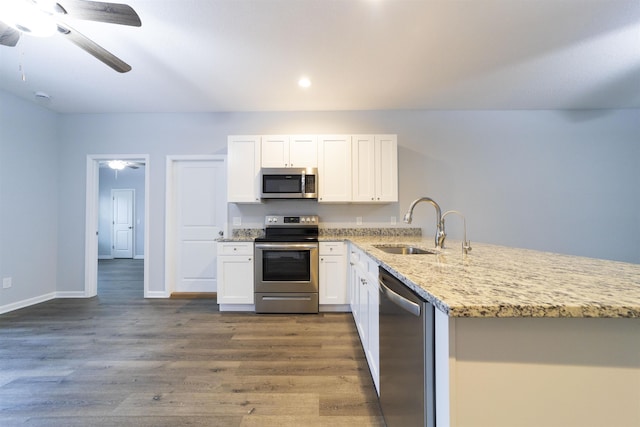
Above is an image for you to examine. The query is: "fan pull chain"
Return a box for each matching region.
[19,49,26,82]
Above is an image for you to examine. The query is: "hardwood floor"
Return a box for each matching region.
[0,259,385,426]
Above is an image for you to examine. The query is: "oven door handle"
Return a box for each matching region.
[255,242,318,250]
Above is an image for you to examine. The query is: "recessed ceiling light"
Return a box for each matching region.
[298,77,311,88]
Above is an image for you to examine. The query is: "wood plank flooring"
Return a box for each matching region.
[0,259,385,426]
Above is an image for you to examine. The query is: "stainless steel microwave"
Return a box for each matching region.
[260,167,318,199]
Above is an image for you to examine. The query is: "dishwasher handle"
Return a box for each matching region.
[379,278,421,317]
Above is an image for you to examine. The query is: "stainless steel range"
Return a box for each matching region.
[254,215,319,313]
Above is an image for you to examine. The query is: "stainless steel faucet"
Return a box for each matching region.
[403,197,446,249]
[442,210,472,254]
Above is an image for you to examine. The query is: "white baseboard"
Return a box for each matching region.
[219,304,255,312]
[319,304,351,313]
[56,291,88,298]
[98,255,114,260]
[0,292,56,315]
[134,255,145,260]
[145,290,170,298]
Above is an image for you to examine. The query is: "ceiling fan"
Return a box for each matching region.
[0,0,141,73]
[103,160,145,170]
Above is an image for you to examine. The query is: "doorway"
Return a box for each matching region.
[85,155,150,298]
[165,155,227,295]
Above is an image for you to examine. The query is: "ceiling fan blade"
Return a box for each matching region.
[57,24,132,73]
[0,21,21,47]
[56,0,142,27]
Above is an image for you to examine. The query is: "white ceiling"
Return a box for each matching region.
[1,0,639,113]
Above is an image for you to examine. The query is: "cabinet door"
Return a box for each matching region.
[351,135,376,202]
[365,270,380,393]
[357,268,370,350]
[319,245,347,305]
[261,135,289,168]
[289,135,318,168]
[375,135,398,202]
[217,254,254,304]
[227,136,261,203]
[349,249,360,318]
[318,135,352,202]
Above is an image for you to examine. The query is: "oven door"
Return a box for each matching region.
[254,242,319,293]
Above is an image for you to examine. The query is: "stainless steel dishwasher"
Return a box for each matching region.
[378,266,435,427]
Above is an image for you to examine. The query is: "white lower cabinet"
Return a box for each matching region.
[319,242,349,311]
[349,243,380,394]
[216,242,255,311]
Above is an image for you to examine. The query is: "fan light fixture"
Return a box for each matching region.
[0,0,57,37]
[108,160,127,170]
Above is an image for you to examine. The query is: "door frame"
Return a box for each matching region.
[164,155,227,295]
[85,154,150,298]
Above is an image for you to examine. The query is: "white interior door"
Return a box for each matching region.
[173,159,226,293]
[112,189,134,258]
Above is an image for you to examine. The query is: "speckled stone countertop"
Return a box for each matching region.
[221,228,640,318]
[349,237,640,319]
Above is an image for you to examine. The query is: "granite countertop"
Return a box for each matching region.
[349,237,640,318]
[222,228,640,318]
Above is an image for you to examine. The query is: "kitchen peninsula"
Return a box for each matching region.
[222,227,639,426]
[349,236,640,427]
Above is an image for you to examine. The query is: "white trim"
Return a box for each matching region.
[0,292,56,314]
[85,154,150,298]
[146,290,170,298]
[98,255,114,260]
[219,304,255,312]
[164,155,228,297]
[319,304,351,312]
[55,291,87,298]
[133,255,145,260]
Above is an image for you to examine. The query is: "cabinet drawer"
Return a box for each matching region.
[218,242,253,256]
[320,242,346,256]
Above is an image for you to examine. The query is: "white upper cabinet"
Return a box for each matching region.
[318,135,352,203]
[374,134,398,202]
[289,135,318,167]
[228,134,396,204]
[352,134,398,203]
[227,135,261,203]
[261,135,317,168]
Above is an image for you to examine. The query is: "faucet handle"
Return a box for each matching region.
[463,240,472,254]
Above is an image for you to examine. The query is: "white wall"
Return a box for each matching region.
[98,165,146,258]
[1,93,637,427]
[0,91,59,311]
[2,105,636,299]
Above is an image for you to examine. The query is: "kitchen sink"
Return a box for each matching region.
[373,245,439,255]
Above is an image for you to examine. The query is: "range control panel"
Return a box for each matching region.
[265,215,319,226]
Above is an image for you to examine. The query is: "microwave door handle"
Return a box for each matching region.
[301,172,305,195]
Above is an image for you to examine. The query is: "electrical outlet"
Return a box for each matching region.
[356,217,363,225]
[391,216,397,225]
[232,217,241,226]
[2,277,12,289]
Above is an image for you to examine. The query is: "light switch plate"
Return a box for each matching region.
[356,217,363,225]
[232,217,241,226]
[2,277,11,289]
